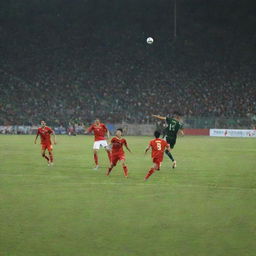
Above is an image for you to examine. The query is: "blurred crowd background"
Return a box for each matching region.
[0,0,255,128]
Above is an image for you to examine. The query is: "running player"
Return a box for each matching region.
[34,120,56,166]
[106,128,131,178]
[85,118,112,170]
[144,131,170,180]
[152,112,184,168]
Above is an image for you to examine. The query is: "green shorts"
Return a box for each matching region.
[166,137,176,149]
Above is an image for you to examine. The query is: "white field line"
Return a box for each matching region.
[0,173,255,191]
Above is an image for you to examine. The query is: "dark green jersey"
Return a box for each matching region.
[165,117,183,138]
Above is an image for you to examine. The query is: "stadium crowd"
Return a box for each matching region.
[1,58,255,127]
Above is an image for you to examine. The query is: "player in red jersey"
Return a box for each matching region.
[34,121,56,166]
[144,130,170,180]
[106,128,131,177]
[85,118,112,170]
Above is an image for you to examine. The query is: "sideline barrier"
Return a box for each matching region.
[183,129,209,136]
[210,129,256,138]
[1,125,255,137]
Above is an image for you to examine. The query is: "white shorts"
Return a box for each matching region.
[93,140,108,150]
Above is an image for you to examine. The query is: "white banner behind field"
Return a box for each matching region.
[210,129,256,138]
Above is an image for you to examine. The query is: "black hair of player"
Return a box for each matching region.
[154,130,161,138]
[172,111,183,118]
[116,128,123,133]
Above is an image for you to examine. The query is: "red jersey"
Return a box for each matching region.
[111,137,127,156]
[149,138,168,161]
[37,126,53,145]
[88,123,108,141]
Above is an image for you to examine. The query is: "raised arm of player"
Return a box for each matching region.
[152,114,166,120]
[84,124,92,134]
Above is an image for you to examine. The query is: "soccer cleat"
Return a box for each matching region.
[172,160,177,169]
[50,162,54,166]
[47,161,51,167]
[93,165,99,170]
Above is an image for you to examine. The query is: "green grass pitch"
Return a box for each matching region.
[0,135,256,256]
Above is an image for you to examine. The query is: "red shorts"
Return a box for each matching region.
[111,154,125,166]
[41,144,53,151]
[153,158,162,170]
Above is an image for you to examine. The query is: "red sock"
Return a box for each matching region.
[107,151,112,163]
[145,168,155,180]
[94,153,98,165]
[49,153,53,162]
[43,154,49,162]
[123,166,128,177]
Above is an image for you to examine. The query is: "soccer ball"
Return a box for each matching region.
[146,37,154,44]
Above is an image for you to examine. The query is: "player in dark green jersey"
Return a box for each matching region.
[152,112,184,168]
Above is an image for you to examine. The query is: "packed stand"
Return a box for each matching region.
[1,58,255,127]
